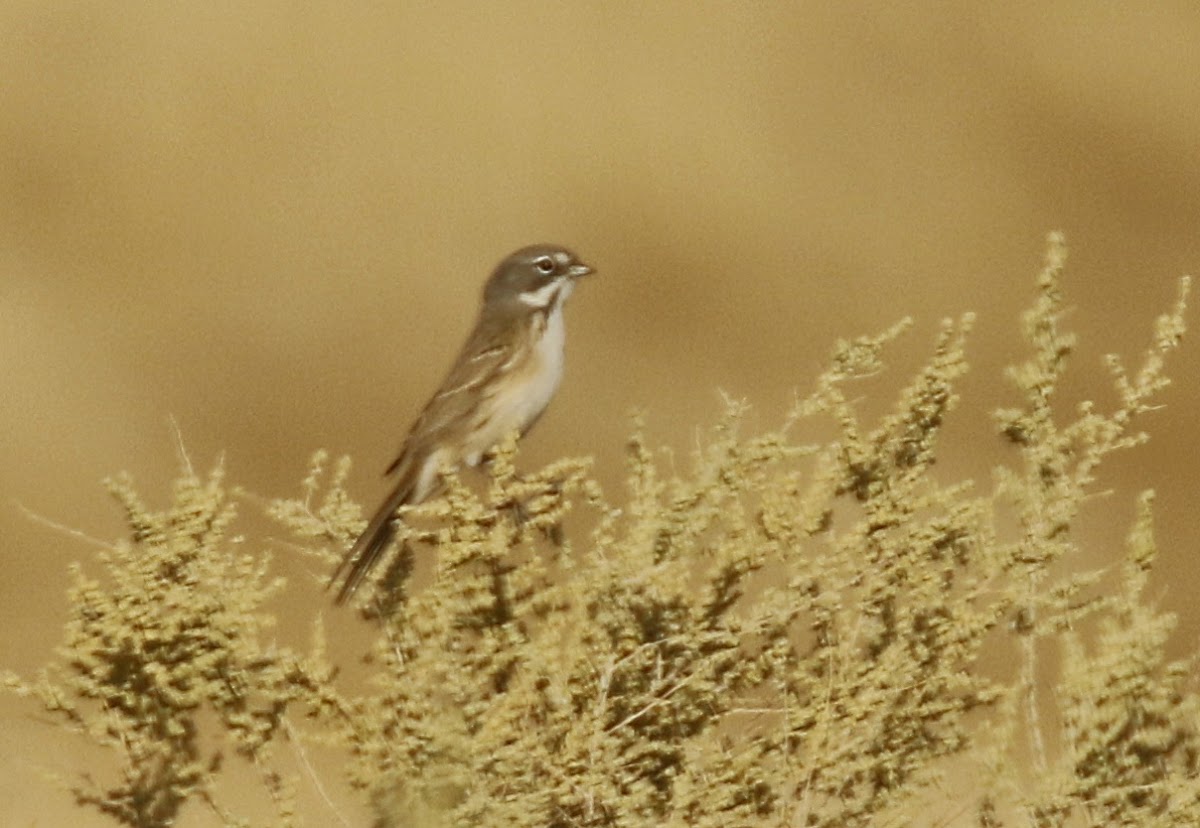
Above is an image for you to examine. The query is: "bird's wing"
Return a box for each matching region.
[330,318,524,604]
[384,316,524,475]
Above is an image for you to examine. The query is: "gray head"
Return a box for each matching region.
[483,244,594,310]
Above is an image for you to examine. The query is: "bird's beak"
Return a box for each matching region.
[568,261,595,278]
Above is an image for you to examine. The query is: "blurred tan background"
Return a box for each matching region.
[3,2,1198,825]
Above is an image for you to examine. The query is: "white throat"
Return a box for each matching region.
[525,280,570,411]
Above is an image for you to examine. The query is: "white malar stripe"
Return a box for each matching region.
[518,277,570,309]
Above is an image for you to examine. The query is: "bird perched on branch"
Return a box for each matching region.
[330,244,595,604]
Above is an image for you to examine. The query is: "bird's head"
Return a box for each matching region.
[484,244,594,311]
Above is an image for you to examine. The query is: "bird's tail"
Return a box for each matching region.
[330,478,415,605]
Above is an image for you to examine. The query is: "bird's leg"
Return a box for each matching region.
[504,479,565,545]
[477,454,565,543]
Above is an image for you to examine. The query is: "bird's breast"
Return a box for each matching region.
[461,300,568,466]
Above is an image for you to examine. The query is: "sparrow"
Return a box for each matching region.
[330,244,595,604]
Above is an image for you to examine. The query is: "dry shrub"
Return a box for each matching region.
[7,236,1195,827]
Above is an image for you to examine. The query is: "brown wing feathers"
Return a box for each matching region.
[330,324,516,603]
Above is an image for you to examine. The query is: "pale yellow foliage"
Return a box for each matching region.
[5,236,1195,827]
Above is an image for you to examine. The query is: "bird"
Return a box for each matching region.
[330,244,595,604]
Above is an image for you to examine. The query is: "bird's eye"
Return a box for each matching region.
[534,257,556,274]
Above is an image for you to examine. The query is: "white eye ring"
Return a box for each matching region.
[534,256,555,274]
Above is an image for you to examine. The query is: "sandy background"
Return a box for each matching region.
[3,3,1199,825]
